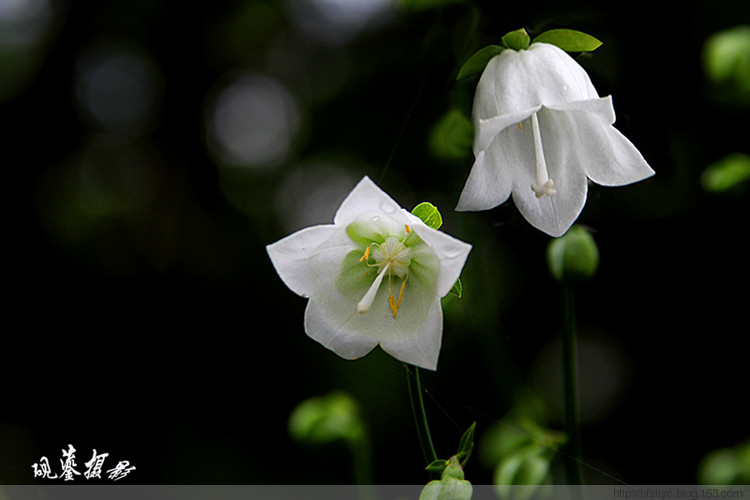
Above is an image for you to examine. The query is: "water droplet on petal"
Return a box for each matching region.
[379,199,396,214]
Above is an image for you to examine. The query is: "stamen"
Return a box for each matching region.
[518,122,523,131]
[359,245,371,262]
[357,265,388,314]
[396,279,406,309]
[387,278,408,319]
[529,112,557,199]
[405,224,411,234]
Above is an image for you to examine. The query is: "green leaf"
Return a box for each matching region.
[448,278,462,298]
[456,44,505,80]
[532,29,602,52]
[411,202,443,229]
[457,422,476,455]
[426,459,449,474]
[501,28,530,51]
[457,421,475,467]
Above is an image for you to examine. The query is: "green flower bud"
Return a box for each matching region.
[288,391,363,444]
[546,225,599,284]
[420,456,473,500]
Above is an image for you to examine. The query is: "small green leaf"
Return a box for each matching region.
[532,29,602,52]
[501,28,531,51]
[458,422,476,455]
[457,422,475,467]
[456,44,505,80]
[412,202,443,229]
[448,278,463,298]
[426,459,449,474]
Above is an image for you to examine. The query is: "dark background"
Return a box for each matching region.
[2,0,749,486]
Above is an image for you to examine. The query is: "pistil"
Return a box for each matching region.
[356,234,413,317]
[357,263,389,314]
[530,112,557,199]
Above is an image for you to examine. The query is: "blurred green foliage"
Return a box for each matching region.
[698,439,750,485]
[289,390,365,445]
[701,153,750,193]
[479,396,565,499]
[703,26,750,106]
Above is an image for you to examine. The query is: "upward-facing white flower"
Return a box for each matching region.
[267,176,471,370]
[456,42,654,237]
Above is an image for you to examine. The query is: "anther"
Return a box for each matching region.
[387,278,407,318]
[359,245,371,263]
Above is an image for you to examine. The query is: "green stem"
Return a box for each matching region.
[404,364,438,467]
[350,433,374,485]
[562,284,584,486]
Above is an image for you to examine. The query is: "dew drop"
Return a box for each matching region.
[379,199,396,214]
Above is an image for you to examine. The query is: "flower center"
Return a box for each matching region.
[529,112,557,199]
[356,228,414,318]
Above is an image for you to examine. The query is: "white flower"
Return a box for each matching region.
[267,176,471,370]
[456,42,655,237]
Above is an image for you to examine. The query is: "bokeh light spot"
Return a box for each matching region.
[287,0,394,44]
[75,44,162,136]
[206,73,300,170]
[274,162,360,232]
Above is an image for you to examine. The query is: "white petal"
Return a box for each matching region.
[538,105,654,187]
[512,169,588,238]
[456,116,534,211]
[266,224,341,297]
[403,215,472,297]
[474,43,599,121]
[304,297,379,360]
[379,299,443,370]
[333,176,401,227]
[474,105,540,153]
[545,95,616,124]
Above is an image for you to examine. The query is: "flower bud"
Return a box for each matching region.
[546,225,599,284]
[419,457,473,500]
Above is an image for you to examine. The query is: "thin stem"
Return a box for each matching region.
[404,364,438,467]
[415,366,438,463]
[562,284,584,486]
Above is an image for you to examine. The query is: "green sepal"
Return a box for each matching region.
[532,29,602,52]
[411,202,443,229]
[456,44,505,81]
[501,28,531,51]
